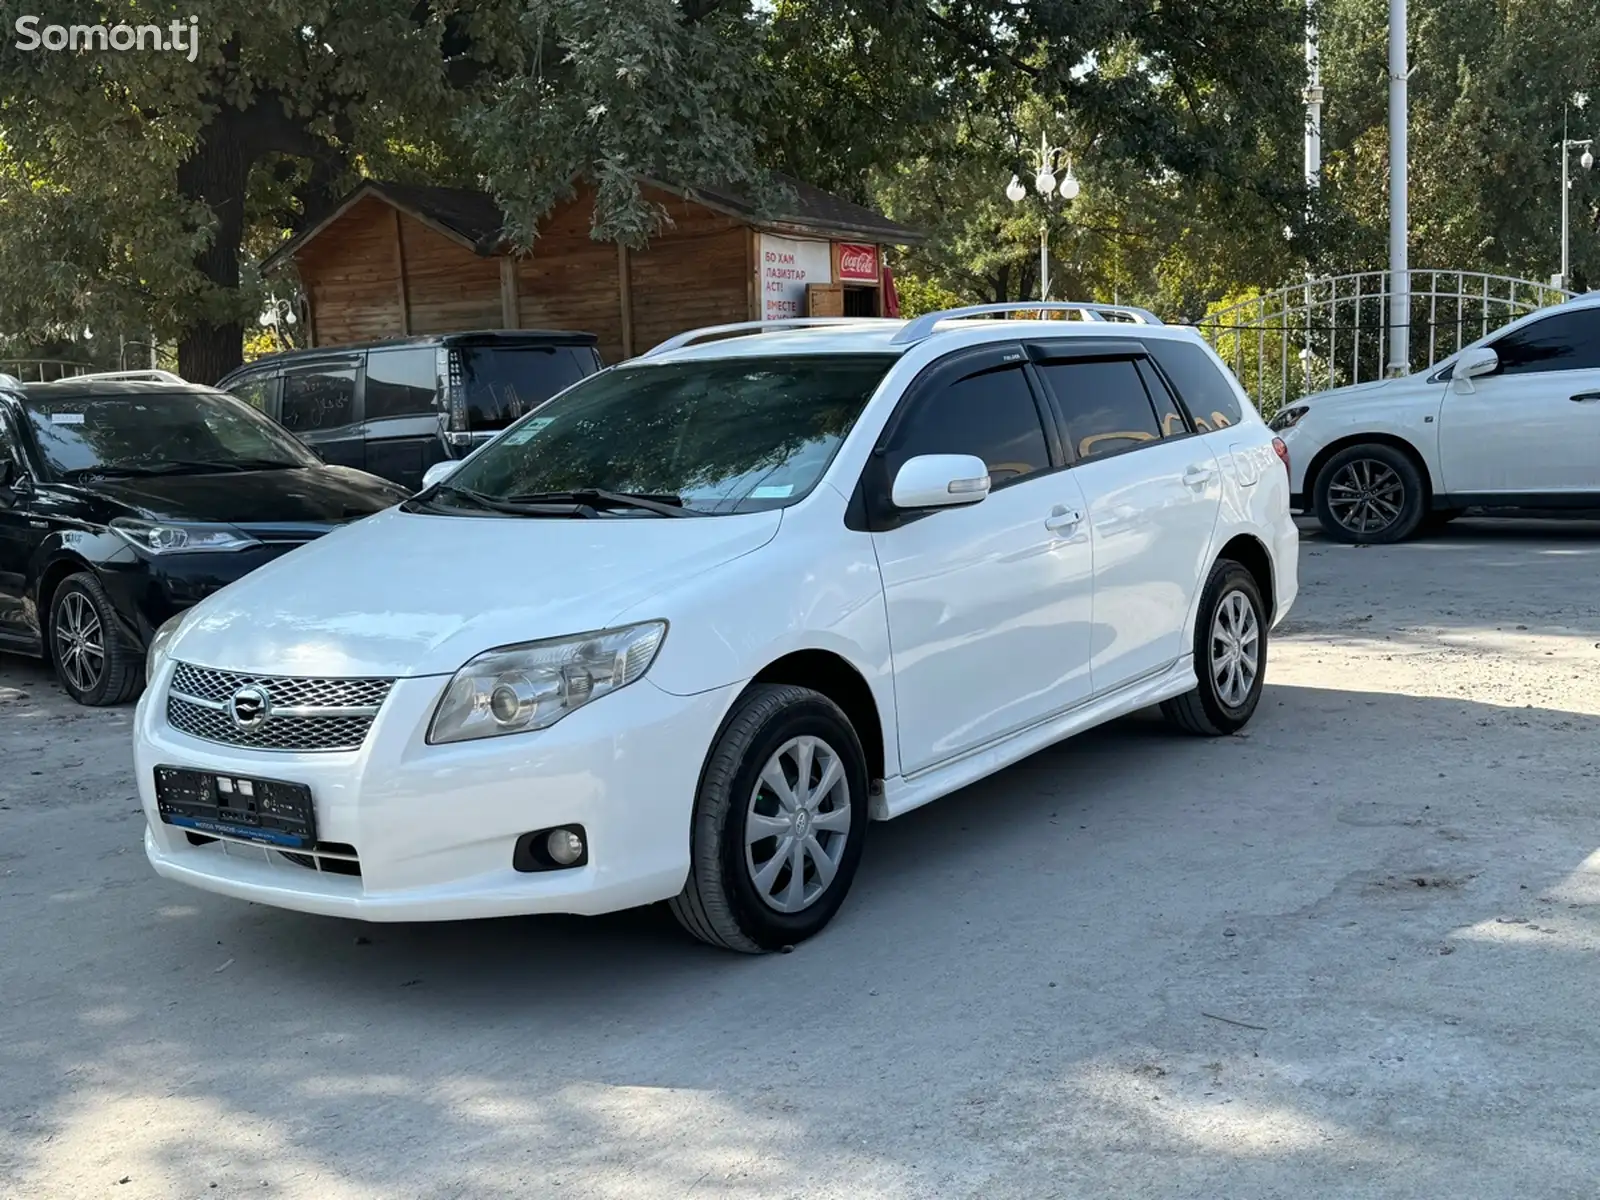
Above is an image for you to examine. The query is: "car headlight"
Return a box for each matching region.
[1268,405,1309,432]
[427,621,667,744]
[111,518,260,554]
[146,610,190,682]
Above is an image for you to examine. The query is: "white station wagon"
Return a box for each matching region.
[135,303,1299,953]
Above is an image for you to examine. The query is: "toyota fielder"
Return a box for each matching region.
[135,303,1298,953]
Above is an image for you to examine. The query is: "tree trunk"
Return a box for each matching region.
[178,320,246,386]
[176,115,251,384]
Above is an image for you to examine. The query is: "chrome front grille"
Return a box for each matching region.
[165,662,395,752]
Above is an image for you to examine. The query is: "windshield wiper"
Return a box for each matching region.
[503,489,698,517]
[69,459,256,479]
[421,483,594,518]
[219,457,306,471]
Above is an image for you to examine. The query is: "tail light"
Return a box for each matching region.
[1271,436,1290,474]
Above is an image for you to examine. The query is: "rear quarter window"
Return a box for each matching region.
[458,345,597,432]
[1148,339,1246,432]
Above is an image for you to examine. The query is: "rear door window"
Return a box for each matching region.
[365,348,439,420]
[1037,358,1164,462]
[456,346,597,432]
[281,365,357,432]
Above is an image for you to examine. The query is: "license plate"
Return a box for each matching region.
[155,766,317,849]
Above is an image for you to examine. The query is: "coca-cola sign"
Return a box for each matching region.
[836,243,879,282]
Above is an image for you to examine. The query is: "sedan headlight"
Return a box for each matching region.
[111,518,260,554]
[146,610,190,682]
[1268,405,1310,432]
[428,621,667,744]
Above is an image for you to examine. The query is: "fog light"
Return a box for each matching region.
[512,824,588,872]
[547,828,585,866]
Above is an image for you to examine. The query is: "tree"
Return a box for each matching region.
[1,0,1316,381]
[1316,0,1600,284]
[0,1,492,382]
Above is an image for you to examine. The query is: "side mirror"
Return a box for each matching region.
[1452,347,1499,393]
[420,460,459,491]
[890,453,991,510]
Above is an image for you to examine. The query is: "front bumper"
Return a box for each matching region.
[136,671,734,921]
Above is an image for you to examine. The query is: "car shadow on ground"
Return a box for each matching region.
[4,680,1598,1197]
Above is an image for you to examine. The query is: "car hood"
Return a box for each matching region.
[1296,379,1401,407]
[167,506,784,678]
[82,466,408,527]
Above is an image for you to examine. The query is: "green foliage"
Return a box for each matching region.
[13,0,1578,387]
[889,271,964,319]
[1317,0,1600,285]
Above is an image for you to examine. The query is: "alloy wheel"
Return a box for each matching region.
[744,735,853,914]
[1326,458,1405,535]
[54,591,106,695]
[1210,589,1260,710]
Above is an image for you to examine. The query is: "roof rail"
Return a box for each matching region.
[641,318,898,358]
[70,368,187,384]
[0,373,22,390]
[890,301,1162,346]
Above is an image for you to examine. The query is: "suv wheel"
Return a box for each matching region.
[1313,443,1426,544]
[50,572,141,707]
[670,684,869,953]
[1161,560,1268,737]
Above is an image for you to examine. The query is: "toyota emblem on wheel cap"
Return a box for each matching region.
[228,685,272,731]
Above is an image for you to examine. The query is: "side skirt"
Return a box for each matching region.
[872,657,1196,821]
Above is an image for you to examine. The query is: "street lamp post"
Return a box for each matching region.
[258,295,299,351]
[1559,93,1594,290]
[1006,130,1081,301]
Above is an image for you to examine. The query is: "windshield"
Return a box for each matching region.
[429,354,897,517]
[22,389,320,479]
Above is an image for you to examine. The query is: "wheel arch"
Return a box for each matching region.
[747,650,887,790]
[1215,533,1275,621]
[1302,432,1435,508]
[32,551,96,641]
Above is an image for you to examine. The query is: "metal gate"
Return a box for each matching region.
[1193,270,1576,417]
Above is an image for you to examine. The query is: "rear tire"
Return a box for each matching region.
[670,684,869,953]
[1161,560,1267,737]
[1313,442,1427,544]
[49,572,142,707]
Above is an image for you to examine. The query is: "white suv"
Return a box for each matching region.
[134,303,1298,953]
[1272,293,1600,543]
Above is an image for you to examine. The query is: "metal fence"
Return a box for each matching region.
[0,358,93,382]
[1193,270,1576,417]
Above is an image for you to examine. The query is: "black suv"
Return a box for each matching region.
[0,374,408,705]
[217,331,603,491]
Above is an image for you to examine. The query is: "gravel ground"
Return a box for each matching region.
[2,518,1598,1200]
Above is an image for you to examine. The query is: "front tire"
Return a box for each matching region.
[1313,443,1427,544]
[49,572,142,707]
[670,684,869,953]
[1161,560,1267,737]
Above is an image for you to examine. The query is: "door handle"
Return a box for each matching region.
[1570,392,1600,403]
[1182,464,1216,487]
[1044,506,1083,533]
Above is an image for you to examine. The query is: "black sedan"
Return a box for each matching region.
[0,376,409,705]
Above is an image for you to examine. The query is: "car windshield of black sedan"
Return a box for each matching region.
[420,354,898,517]
[22,389,320,479]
